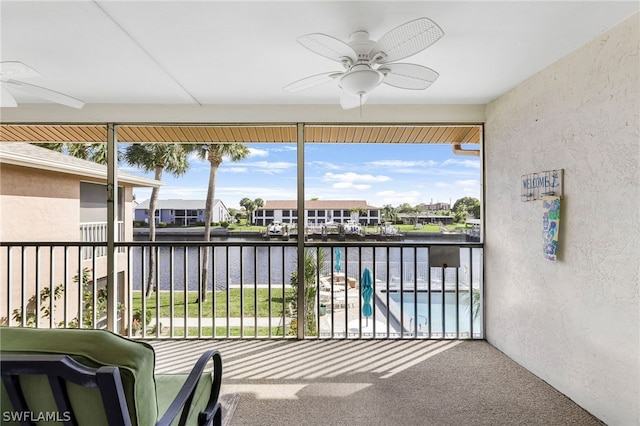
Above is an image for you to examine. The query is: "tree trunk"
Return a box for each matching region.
[200,160,219,302]
[145,166,163,297]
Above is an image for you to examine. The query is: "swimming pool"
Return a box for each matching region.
[386,291,481,338]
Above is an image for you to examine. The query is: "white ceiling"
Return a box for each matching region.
[0,1,637,110]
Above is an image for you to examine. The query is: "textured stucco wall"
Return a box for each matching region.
[484,14,639,425]
[0,164,80,241]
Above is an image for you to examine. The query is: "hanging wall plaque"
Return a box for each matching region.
[521,169,563,201]
[542,196,561,261]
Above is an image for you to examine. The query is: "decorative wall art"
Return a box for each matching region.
[521,169,563,201]
[542,196,561,261]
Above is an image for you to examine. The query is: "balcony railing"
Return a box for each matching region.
[80,221,124,260]
[1,241,483,340]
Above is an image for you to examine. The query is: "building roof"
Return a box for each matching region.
[135,199,224,210]
[0,142,161,188]
[262,200,379,210]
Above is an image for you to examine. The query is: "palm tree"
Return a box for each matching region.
[239,197,264,226]
[123,143,191,297]
[382,204,396,223]
[192,143,250,301]
[33,142,111,165]
[239,198,256,225]
[254,198,264,220]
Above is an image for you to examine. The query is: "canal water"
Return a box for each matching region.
[131,235,481,293]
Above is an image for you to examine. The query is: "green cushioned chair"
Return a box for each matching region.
[0,327,222,426]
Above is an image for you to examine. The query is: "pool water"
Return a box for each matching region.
[387,291,480,338]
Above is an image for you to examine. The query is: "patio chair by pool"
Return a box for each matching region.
[0,327,222,426]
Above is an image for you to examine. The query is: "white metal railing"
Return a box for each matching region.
[1,241,483,340]
[80,222,124,260]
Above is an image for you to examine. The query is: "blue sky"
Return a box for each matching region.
[128,143,480,210]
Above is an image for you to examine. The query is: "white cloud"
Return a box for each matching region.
[333,182,372,190]
[434,180,478,190]
[375,190,421,206]
[366,160,439,168]
[250,161,295,174]
[271,145,297,152]
[221,160,295,175]
[441,158,480,168]
[455,179,478,186]
[226,167,248,173]
[308,160,341,170]
[216,186,296,207]
[134,185,209,202]
[247,147,269,157]
[323,172,391,183]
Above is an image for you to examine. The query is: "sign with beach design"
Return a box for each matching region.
[542,196,561,261]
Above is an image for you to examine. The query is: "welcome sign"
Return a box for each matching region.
[521,169,563,201]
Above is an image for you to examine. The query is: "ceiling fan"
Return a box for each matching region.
[284,17,444,110]
[0,61,84,109]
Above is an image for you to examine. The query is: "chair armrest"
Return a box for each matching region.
[156,350,223,426]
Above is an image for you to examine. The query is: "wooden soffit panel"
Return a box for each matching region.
[304,125,480,144]
[0,124,480,144]
[0,124,108,142]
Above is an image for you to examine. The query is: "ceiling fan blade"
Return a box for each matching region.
[340,91,369,110]
[0,61,41,80]
[298,33,358,65]
[380,63,439,90]
[283,71,343,92]
[370,18,444,64]
[0,85,18,107]
[3,79,84,109]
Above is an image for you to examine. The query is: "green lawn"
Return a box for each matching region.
[132,288,296,318]
[164,326,288,337]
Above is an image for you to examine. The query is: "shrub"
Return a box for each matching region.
[12,268,123,329]
[130,308,153,335]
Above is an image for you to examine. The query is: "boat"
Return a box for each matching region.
[342,220,362,235]
[266,221,289,240]
[323,221,341,235]
[381,222,399,236]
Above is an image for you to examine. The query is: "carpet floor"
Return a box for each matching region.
[151,339,603,426]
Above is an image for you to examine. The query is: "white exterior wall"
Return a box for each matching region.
[484,14,639,425]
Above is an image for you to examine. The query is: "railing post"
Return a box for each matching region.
[106,124,118,333]
[296,123,305,339]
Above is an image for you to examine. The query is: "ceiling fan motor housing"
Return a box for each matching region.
[347,30,377,64]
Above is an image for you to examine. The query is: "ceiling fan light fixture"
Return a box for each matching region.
[339,65,383,95]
